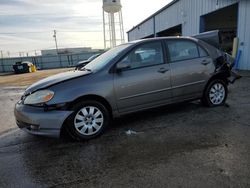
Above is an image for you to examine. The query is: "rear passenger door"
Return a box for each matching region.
[165,39,214,101]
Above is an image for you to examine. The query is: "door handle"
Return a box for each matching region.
[201,60,211,66]
[157,67,169,73]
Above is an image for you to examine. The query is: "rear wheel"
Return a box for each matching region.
[202,79,228,107]
[66,100,110,141]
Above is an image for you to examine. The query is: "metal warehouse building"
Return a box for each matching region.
[127,0,250,70]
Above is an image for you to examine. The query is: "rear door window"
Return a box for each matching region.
[167,40,200,62]
[198,46,209,57]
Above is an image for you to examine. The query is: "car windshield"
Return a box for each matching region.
[88,54,100,61]
[84,44,132,72]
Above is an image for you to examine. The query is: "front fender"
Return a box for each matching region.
[45,73,117,112]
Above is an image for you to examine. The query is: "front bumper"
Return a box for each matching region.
[14,103,73,138]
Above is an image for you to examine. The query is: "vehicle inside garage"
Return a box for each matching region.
[200,3,238,54]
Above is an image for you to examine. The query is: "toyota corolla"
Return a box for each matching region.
[14,37,239,140]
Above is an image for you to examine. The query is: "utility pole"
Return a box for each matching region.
[0,50,3,59]
[53,30,59,54]
[53,30,62,67]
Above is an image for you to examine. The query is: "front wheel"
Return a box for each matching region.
[66,100,110,141]
[202,79,228,107]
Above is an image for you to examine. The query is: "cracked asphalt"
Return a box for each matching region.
[0,73,250,188]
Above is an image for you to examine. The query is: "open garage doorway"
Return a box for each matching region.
[157,24,182,37]
[142,34,154,39]
[200,3,238,54]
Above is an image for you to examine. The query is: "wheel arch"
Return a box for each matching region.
[67,94,113,118]
[201,72,228,107]
[60,94,113,138]
[204,71,229,92]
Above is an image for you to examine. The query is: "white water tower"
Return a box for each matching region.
[103,0,125,48]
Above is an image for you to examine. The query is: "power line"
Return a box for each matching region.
[57,30,103,33]
[0,13,102,18]
[0,31,52,35]
[0,30,103,35]
[0,29,107,56]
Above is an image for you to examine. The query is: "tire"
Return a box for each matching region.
[202,79,228,107]
[65,100,110,141]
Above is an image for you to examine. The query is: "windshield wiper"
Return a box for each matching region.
[80,67,92,72]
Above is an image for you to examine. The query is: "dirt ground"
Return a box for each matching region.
[0,68,73,87]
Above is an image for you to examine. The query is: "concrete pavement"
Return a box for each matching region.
[0,74,250,188]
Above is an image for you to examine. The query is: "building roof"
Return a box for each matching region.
[127,0,179,33]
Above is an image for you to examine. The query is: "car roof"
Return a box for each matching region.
[127,36,199,45]
[123,36,221,60]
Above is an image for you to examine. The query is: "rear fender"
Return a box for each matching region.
[214,55,241,84]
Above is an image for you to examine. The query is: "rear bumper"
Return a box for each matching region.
[228,69,242,84]
[14,102,73,138]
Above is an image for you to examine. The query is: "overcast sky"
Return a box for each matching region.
[0,0,172,56]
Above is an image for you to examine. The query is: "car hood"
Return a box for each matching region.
[24,70,91,94]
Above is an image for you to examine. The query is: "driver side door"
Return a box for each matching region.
[113,41,172,114]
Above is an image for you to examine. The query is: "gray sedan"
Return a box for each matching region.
[14,37,238,140]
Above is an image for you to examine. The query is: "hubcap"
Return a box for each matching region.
[74,106,104,136]
[209,83,225,105]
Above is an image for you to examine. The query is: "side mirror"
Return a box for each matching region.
[116,60,131,72]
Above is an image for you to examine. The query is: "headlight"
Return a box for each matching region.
[24,90,54,105]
